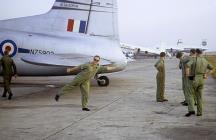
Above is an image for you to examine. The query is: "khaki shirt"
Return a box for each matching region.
[186,56,214,76]
[78,63,107,80]
[0,55,17,77]
[154,59,165,74]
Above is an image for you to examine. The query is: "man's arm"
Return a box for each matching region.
[185,59,193,76]
[185,67,190,77]
[179,61,182,69]
[203,69,213,79]
[12,60,18,78]
[154,60,161,71]
[107,66,116,71]
[66,66,80,73]
[204,63,214,79]
[97,66,116,74]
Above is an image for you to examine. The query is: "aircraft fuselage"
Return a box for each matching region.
[0,29,127,76]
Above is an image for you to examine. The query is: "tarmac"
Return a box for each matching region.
[0,59,216,140]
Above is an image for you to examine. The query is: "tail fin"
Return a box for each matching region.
[177,39,183,45]
[0,0,119,39]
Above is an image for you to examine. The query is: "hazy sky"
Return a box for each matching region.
[1,0,216,50]
[118,0,216,50]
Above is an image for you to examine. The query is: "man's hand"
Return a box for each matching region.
[67,68,72,73]
[67,66,80,73]
[203,74,208,79]
[107,66,116,71]
[185,67,190,77]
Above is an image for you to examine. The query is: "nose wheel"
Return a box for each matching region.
[97,76,109,87]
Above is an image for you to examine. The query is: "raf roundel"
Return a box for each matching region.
[0,40,18,57]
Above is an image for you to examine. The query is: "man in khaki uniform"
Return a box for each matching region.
[0,49,17,100]
[176,50,197,106]
[185,49,214,117]
[176,52,190,105]
[154,52,168,102]
[55,55,113,111]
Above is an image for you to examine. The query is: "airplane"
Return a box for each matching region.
[121,43,171,59]
[120,43,136,58]
[0,0,127,87]
[165,39,208,56]
[136,39,209,57]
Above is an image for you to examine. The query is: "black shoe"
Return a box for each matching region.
[2,93,7,97]
[163,99,168,102]
[185,111,195,117]
[8,93,13,100]
[180,100,186,104]
[157,100,164,102]
[182,102,188,106]
[197,114,202,116]
[82,108,90,111]
[55,95,59,102]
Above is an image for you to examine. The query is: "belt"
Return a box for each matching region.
[195,74,205,77]
[196,73,205,76]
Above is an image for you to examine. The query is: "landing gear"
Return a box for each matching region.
[96,75,109,87]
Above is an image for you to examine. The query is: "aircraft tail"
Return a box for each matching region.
[177,39,183,45]
[0,0,119,39]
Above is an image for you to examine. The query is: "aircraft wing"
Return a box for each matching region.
[21,54,112,67]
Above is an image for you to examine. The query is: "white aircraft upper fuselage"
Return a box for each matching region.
[121,43,171,57]
[165,40,208,54]
[0,0,127,77]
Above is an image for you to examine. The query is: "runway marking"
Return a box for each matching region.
[43,88,141,140]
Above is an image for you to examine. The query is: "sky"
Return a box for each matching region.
[0,0,216,51]
[118,0,216,51]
